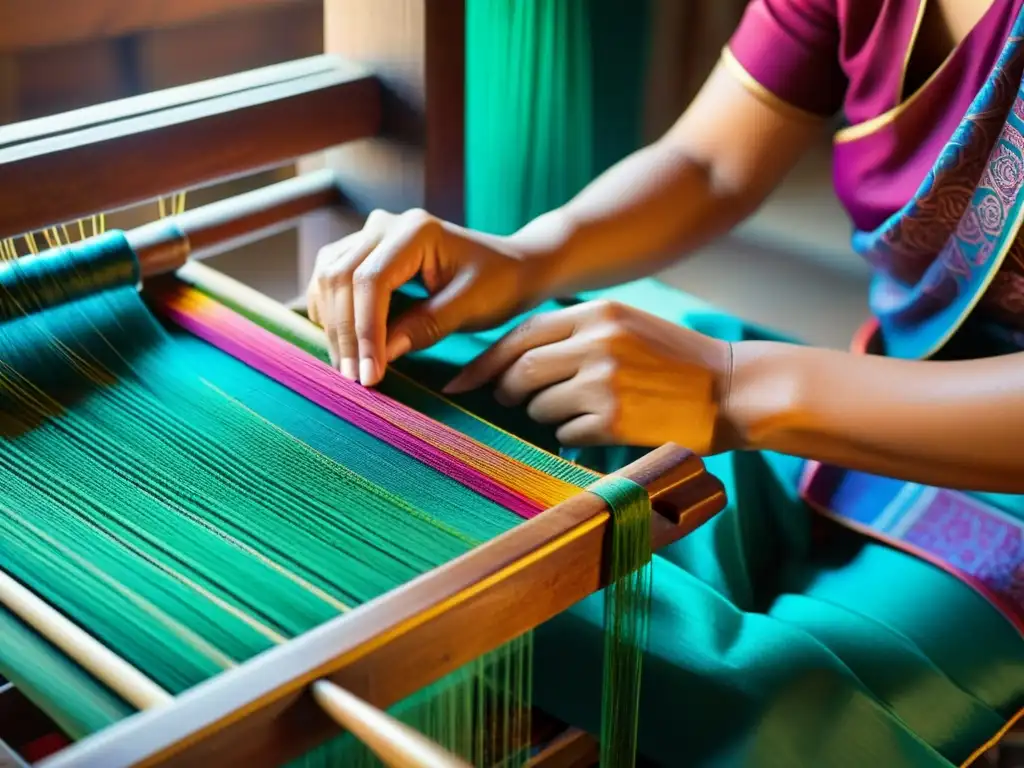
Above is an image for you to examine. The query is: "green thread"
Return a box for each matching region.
[586,477,653,768]
[0,236,652,767]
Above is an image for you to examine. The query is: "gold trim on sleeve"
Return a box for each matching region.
[719,46,826,124]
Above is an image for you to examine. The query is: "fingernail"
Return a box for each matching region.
[340,358,358,381]
[386,333,412,362]
[359,358,378,386]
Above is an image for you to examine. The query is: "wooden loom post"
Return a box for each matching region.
[297,0,466,285]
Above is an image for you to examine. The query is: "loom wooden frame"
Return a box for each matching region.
[1,2,728,765]
[0,55,380,238]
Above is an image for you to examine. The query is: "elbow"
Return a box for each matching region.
[654,137,772,230]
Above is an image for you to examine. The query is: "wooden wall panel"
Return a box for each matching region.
[0,0,322,123]
[137,2,322,91]
[0,0,305,53]
[642,0,748,140]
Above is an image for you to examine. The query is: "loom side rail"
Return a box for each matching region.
[0,58,380,239]
[0,56,341,151]
[39,445,725,768]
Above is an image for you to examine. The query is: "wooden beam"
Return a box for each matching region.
[0,61,381,238]
[0,0,306,53]
[527,728,600,768]
[41,445,724,768]
[0,56,338,149]
[297,0,466,285]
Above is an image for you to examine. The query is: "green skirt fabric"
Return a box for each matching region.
[386,279,1024,768]
[168,278,1023,767]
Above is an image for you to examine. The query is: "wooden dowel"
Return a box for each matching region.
[0,569,172,711]
[126,169,341,277]
[312,680,472,768]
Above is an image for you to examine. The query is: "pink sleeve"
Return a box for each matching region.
[724,0,845,118]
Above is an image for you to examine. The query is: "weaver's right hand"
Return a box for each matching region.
[307,208,542,387]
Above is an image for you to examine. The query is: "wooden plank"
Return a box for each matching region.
[136,0,323,93]
[0,0,305,53]
[0,64,381,238]
[0,56,338,149]
[297,0,466,285]
[528,728,599,768]
[40,445,725,768]
[0,56,17,126]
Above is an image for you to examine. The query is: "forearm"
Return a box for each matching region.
[507,139,756,298]
[727,342,1024,492]
[502,64,824,302]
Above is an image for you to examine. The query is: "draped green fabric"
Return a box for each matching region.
[465,0,649,235]
[387,282,1024,767]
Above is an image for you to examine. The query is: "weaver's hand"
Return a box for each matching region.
[308,208,540,386]
[443,301,737,454]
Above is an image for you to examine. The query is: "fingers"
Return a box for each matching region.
[492,339,585,407]
[555,413,612,446]
[307,208,439,386]
[384,270,478,363]
[313,232,375,378]
[350,215,437,385]
[442,308,581,394]
[523,374,589,422]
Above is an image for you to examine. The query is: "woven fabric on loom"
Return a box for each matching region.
[0,234,653,767]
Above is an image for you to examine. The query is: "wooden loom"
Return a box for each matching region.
[0,2,728,766]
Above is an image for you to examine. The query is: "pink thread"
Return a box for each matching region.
[156,293,546,519]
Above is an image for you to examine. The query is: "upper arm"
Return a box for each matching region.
[662,0,844,205]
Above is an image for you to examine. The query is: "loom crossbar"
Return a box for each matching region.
[39,445,724,768]
[0,57,380,239]
[0,56,342,151]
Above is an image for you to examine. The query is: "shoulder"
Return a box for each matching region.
[725,0,918,119]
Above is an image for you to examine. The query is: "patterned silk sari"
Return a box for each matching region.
[803,7,1024,655]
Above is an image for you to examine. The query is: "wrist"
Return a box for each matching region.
[722,340,807,451]
[503,210,577,300]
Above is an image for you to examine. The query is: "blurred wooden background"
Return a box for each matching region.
[0,0,867,346]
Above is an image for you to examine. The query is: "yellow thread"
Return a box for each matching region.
[23,234,38,255]
[60,224,71,244]
[158,198,167,219]
[77,220,86,241]
[961,706,1024,766]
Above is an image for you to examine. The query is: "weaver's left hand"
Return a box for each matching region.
[442,300,737,454]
